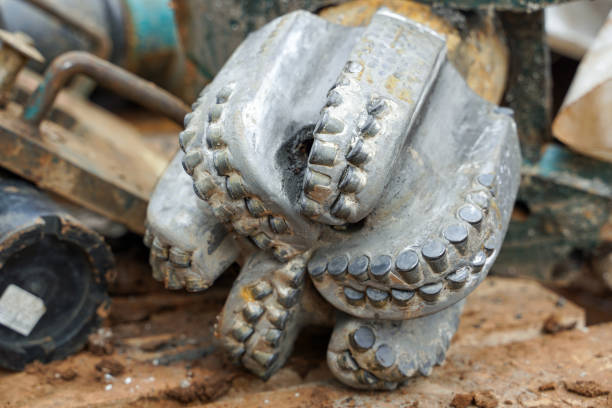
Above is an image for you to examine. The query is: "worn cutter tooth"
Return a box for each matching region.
[217,252,310,380]
[327,301,464,389]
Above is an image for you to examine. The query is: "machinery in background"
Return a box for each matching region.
[0,177,113,371]
[0,0,608,372]
[145,8,521,389]
[0,29,187,370]
[0,0,199,102]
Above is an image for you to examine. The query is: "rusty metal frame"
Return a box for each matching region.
[22,51,188,127]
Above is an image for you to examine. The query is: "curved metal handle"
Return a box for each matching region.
[22,51,189,127]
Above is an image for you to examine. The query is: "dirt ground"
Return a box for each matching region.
[0,245,610,408]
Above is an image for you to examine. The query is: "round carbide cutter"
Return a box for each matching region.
[145,8,521,390]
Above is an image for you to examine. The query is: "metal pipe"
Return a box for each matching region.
[22,51,190,127]
[0,30,44,106]
[24,0,112,60]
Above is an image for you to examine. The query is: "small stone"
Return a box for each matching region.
[95,359,125,377]
[538,382,556,392]
[450,393,474,408]
[564,380,609,397]
[473,390,499,408]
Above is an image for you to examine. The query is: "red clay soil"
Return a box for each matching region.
[0,277,609,408]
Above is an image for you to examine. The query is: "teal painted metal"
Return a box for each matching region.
[495,144,612,283]
[536,145,612,197]
[124,0,179,56]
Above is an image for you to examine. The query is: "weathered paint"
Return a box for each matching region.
[124,0,179,56]
[22,52,188,126]
[500,11,552,164]
[0,69,173,234]
[496,144,612,283]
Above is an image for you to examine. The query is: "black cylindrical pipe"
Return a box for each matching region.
[0,178,114,371]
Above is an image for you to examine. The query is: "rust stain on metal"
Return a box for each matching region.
[308,185,332,203]
[384,75,413,102]
[0,68,173,234]
[23,52,189,127]
[96,300,112,320]
[240,286,255,303]
[0,30,44,106]
[320,0,509,104]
